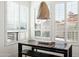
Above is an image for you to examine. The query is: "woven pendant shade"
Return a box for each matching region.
[37,1,50,19]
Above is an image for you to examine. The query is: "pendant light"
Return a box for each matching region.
[37,1,50,20]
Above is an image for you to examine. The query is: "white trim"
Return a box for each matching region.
[78,2,79,43]
[4,1,7,47]
[51,2,55,42]
[28,2,31,40]
[64,2,67,42]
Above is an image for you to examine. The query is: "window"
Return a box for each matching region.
[33,1,79,42]
[55,2,79,42]
[7,2,19,30]
[66,2,78,42]
[55,3,65,41]
[7,2,19,44]
[20,5,28,30]
[6,2,29,45]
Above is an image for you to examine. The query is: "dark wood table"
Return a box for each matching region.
[18,40,72,57]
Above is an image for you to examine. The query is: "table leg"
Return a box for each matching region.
[64,51,67,57]
[69,45,72,57]
[32,47,34,51]
[18,43,22,57]
[16,32,18,41]
[64,45,72,57]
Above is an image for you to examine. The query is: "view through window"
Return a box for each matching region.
[34,1,79,42]
[55,2,79,42]
[55,3,65,41]
[66,2,78,42]
[6,2,28,45]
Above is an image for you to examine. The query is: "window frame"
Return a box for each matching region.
[4,1,29,46]
[54,1,79,44]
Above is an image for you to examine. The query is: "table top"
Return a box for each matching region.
[18,40,71,50]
